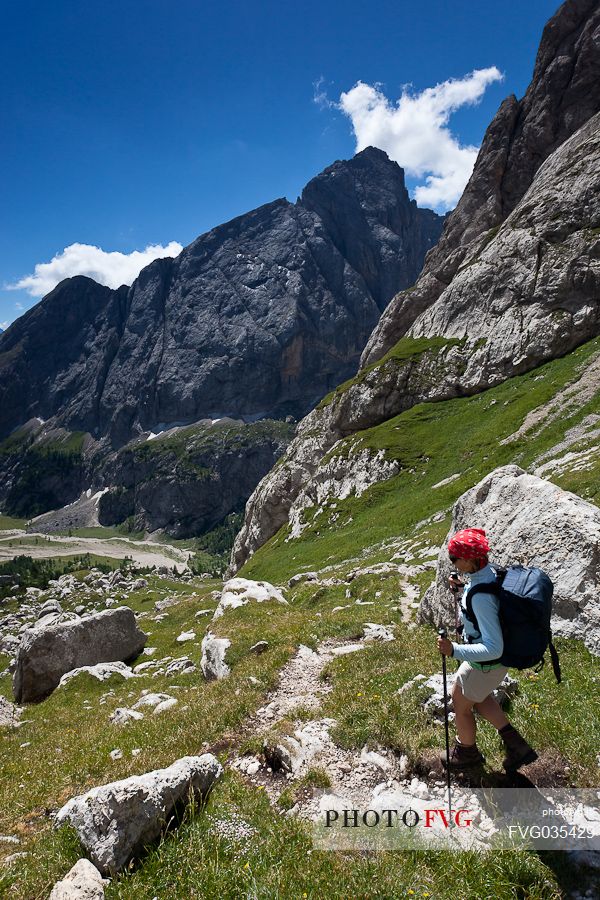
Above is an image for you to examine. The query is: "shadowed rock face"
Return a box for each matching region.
[362,0,600,367]
[0,148,442,449]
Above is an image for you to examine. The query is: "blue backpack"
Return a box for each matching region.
[463,564,562,683]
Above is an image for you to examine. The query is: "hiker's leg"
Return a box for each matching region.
[473,694,509,730]
[451,679,476,745]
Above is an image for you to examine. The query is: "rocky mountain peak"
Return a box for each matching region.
[362,0,600,367]
[0,150,443,448]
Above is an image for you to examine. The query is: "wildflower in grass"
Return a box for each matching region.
[357,692,362,697]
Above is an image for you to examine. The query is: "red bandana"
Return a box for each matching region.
[447,527,490,560]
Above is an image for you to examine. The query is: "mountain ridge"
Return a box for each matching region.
[0,147,443,449]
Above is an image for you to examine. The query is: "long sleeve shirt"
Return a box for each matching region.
[450,563,504,665]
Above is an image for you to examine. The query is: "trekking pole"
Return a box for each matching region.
[438,627,453,827]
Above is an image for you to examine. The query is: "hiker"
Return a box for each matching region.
[436,527,538,771]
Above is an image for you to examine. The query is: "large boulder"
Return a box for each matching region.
[419,465,600,655]
[54,754,223,875]
[13,607,147,703]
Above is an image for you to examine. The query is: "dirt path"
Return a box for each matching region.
[0,532,191,570]
[224,634,413,819]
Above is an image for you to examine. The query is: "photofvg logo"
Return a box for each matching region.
[312,803,478,852]
[323,807,473,830]
[311,789,600,855]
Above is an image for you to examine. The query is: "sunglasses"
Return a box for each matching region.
[449,554,459,562]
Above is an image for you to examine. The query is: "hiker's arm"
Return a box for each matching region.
[451,593,504,662]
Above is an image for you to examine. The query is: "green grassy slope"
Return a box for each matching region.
[241,335,600,584]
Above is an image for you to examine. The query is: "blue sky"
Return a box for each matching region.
[0,0,560,328]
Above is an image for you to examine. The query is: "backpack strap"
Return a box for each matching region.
[463,567,505,633]
[548,633,562,683]
[463,569,505,666]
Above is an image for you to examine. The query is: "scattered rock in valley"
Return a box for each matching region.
[58,662,137,688]
[200,632,232,680]
[212,578,288,620]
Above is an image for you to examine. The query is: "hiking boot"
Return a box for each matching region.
[441,740,485,769]
[499,724,538,771]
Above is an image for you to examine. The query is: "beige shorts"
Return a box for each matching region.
[455,661,509,703]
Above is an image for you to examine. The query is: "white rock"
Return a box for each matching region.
[176,631,196,643]
[164,657,196,676]
[132,693,174,710]
[54,755,223,874]
[110,708,144,726]
[213,578,288,620]
[330,644,365,657]
[360,747,391,771]
[200,632,231,680]
[363,623,395,642]
[59,662,135,688]
[152,698,178,715]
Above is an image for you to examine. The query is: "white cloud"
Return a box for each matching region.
[7,241,184,298]
[0,321,8,330]
[313,76,337,110]
[338,67,503,209]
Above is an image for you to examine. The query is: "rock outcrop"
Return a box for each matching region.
[13,607,147,702]
[54,754,223,875]
[230,1,600,572]
[419,465,600,656]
